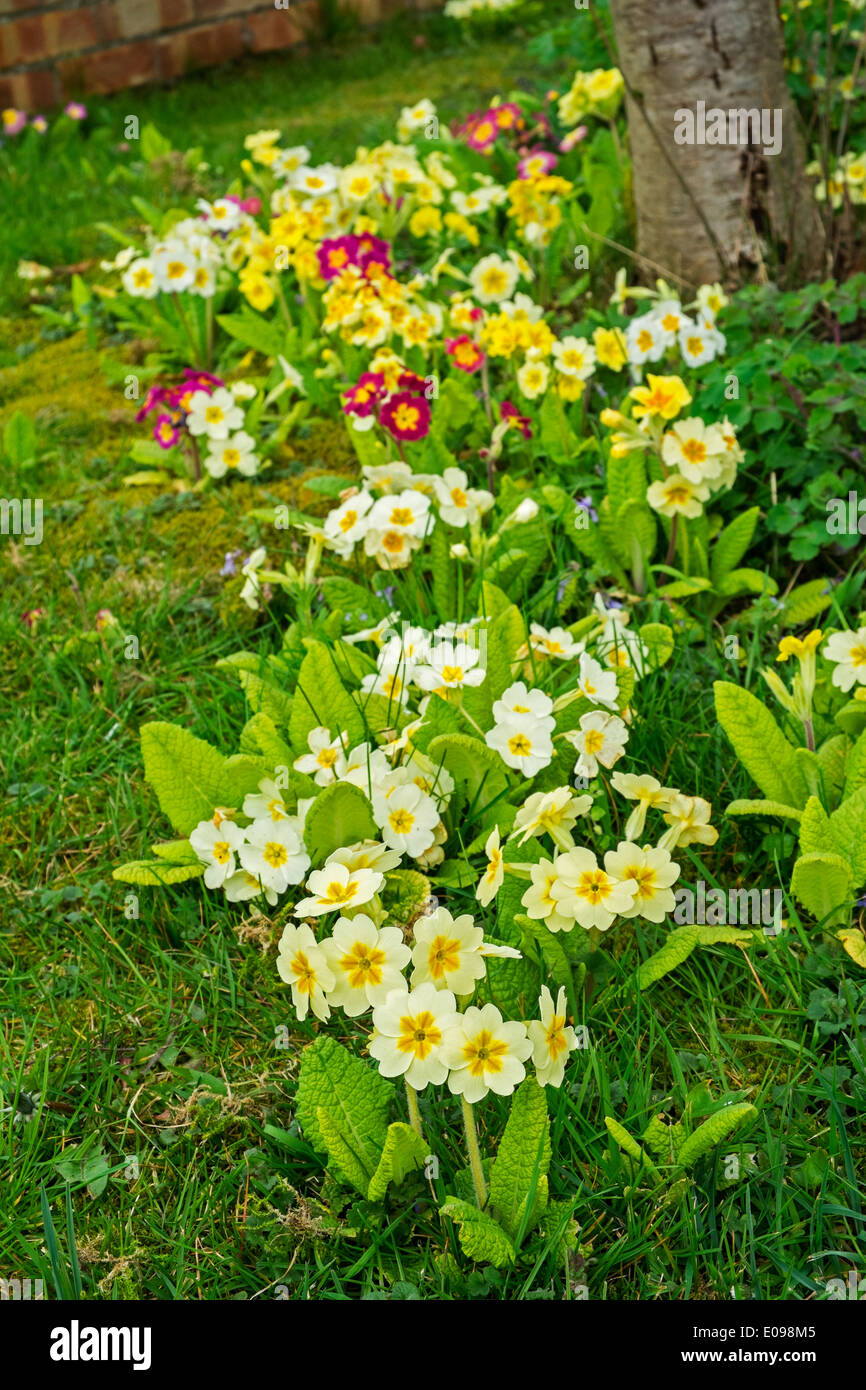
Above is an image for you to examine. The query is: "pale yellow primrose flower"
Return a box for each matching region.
[610,771,678,840]
[442,1003,532,1103]
[658,795,718,851]
[603,842,681,923]
[528,986,579,1088]
[369,983,458,1089]
[276,923,335,1023]
[512,787,592,850]
[410,907,487,993]
[549,847,639,932]
[476,827,504,907]
[320,914,411,1017]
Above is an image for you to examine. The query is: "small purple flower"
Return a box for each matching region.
[380,586,396,606]
[65,101,87,121]
[220,549,243,577]
[576,495,598,523]
[855,895,866,908]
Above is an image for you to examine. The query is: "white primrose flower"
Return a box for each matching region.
[367,489,433,540]
[527,624,585,661]
[239,546,267,612]
[369,983,459,1089]
[610,771,677,840]
[239,818,310,895]
[152,240,197,294]
[492,682,555,725]
[576,652,619,710]
[476,827,504,907]
[327,840,403,873]
[189,814,246,889]
[566,711,629,780]
[553,335,596,380]
[511,497,539,523]
[224,869,275,905]
[486,715,554,778]
[626,313,666,365]
[276,922,335,1023]
[521,858,575,934]
[410,907,487,994]
[293,855,384,917]
[294,727,348,786]
[603,842,681,923]
[186,387,244,440]
[824,628,866,692]
[528,986,579,1088]
[323,490,374,553]
[512,787,592,850]
[413,640,486,695]
[243,777,293,824]
[646,474,710,519]
[469,253,519,304]
[320,914,411,1016]
[342,742,393,796]
[433,467,494,528]
[374,781,440,857]
[549,846,638,932]
[122,258,158,298]
[442,1004,532,1103]
[204,431,259,479]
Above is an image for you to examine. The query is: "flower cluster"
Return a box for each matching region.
[136,370,259,480]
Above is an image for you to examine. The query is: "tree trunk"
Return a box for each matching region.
[607,0,827,288]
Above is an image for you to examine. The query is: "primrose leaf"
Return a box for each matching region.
[489,1077,551,1244]
[791,852,853,926]
[304,782,378,864]
[367,1122,429,1202]
[635,926,701,988]
[713,681,808,808]
[675,1104,757,1169]
[112,860,205,886]
[295,1036,392,1166]
[439,1198,516,1268]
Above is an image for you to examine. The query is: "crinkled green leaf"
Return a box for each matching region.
[140,722,227,835]
[112,860,205,886]
[799,795,835,856]
[843,726,866,800]
[604,1117,660,1180]
[304,782,378,865]
[827,784,866,882]
[295,1035,392,1162]
[636,926,701,988]
[439,1198,516,1267]
[713,681,808,808]
[367,1122,429,1202]
[791,851,853,925]
[675,1104,757,1169]
[489,1077,551,1243]
[317,1105,375,1196]
[725,798,802,822]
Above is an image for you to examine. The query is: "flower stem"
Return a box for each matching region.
[664,513,679,567]
[405,1080,423,1138]
[461,1096,487,1208]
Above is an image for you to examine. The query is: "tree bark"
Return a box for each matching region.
[607,0,827,287]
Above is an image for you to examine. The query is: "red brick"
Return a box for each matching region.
[21,65,59,109]
[7,14,45,63]
[158,0,195,29]
[0,18,20,66]
[114,0,161,39]
[0,66,59,110]
[58,38,157,95]
[46,7,101,56]
[246,9,304,53]
[157,18,244,78]
[195,0,268,16]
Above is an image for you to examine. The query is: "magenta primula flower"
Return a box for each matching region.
[135,386,169,422]
[343,372,387,418]
[445,335,485,373]
[64,101,87,120]
[31,115,48,134]
[379,391,431,442]
[355,233,391,275]
[154,414,182,448]
[500,399,532,439]
[517,148,558,180]
[317,235,360,280]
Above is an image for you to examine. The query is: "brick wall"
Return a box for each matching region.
[0,0,428,110]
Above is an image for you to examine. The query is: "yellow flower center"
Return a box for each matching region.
[508,733,532,757]
[340,942,385,989]
[389,808,415,834]
[263,842,288,869]
[427,935,461,980]
[397,1010,441,1059]
[323,878,359,904]
[681,438,706,464]
[212,841,231,865]
[575,869,613,903]
[464,1029,508,1076]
